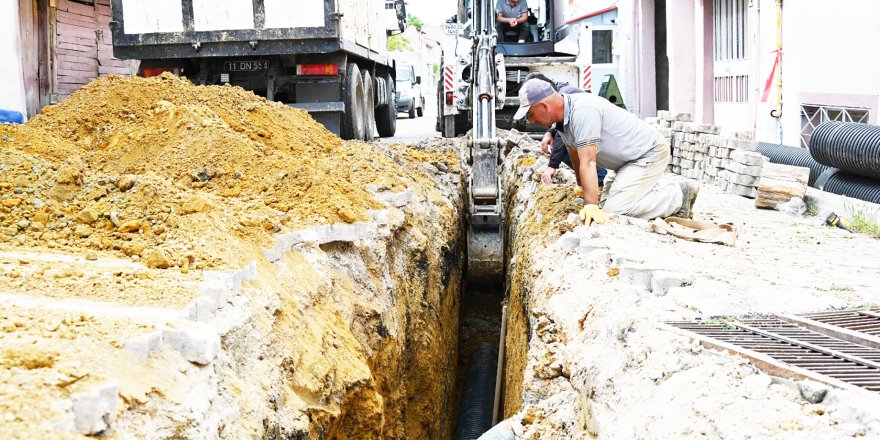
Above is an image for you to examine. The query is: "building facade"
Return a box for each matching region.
[630,0,879,147]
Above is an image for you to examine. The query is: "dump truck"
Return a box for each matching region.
[108,0,408,141]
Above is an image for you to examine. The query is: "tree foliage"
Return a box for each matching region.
[408,14,424,31]
[387,34,411,52]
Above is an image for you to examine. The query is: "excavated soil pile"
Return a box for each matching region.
[0,73,442,270]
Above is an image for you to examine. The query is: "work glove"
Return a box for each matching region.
[579,204,607,225]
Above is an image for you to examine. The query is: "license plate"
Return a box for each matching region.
[224,60,270,72]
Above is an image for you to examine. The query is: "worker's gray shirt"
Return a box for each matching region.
[559,93,660,171]
[496,0,528,18]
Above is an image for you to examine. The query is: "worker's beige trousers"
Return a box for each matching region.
[599,140,683,219]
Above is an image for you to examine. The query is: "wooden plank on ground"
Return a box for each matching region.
[755,163,810,209]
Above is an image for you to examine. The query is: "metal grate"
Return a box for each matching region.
[802,310,880,337]
[670,314,880,392]
[800,104,871,148]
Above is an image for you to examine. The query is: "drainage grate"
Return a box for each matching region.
[669,313,880,392]
[800,310,880,337]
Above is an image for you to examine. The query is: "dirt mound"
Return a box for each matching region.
[0,74,431,270]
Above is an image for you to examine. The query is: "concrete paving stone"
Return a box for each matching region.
[327,222,380,242]
[694,124,721,135]
[680,159,695,168]
[162,328,221,365]
[669,112,693,122]
[380,188,414,208]
[706,167,719,177]
[125,331,163,362]
[672,157,681,166]
[798,380,828,404]
[369,208,406,230]
[729,183,758,198]
[707,147,717,156]
[727,172,760,186]
[721,158,731,168]
[672,166,681,174]
[555,232,581,252]
[657,110,672,120]
[730,138,759,151]
[618,265,655,290]
[71,382,119,435]
[672,121,685,130]
[730,150,767,167]
[698,144,710,154]
[184,295,220,322]
[725,161,764,177]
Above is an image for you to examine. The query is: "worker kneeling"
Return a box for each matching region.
[514,79,698,225]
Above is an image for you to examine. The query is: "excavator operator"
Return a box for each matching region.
[495,0,530,43]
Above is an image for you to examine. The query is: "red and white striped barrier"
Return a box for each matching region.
[582,65,592,92]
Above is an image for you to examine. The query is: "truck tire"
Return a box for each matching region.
[342,63,365,141]
[362,70,376,141]
[416,105,423,117]
[376,72,397,137]
[408,104,416,119]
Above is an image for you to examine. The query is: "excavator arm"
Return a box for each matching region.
[466,0,505,283]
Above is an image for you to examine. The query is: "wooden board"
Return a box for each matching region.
[755,163,810,209]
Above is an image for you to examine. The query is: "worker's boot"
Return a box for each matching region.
[674,180,700,219]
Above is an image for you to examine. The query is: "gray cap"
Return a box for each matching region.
[513,79,555,121]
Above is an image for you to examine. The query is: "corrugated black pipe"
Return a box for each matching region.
[810,122,880,180]
[757,142,830,187]
[820,172,880,204]
[454,343,498,440]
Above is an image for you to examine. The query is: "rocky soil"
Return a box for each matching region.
[0,76,466,439]
[494,133,880,439]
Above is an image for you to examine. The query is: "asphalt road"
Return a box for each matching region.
[383,97,442,143]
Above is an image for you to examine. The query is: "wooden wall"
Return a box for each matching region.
[52,0,137,101]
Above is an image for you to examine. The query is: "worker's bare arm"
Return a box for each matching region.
[574,144,600,205]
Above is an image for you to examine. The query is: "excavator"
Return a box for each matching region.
[452,0,586,282]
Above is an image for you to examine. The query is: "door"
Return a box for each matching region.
[712,0,750,128]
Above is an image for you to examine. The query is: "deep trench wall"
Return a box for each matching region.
[204,160,465,438]
[500,145,582,419]
[287,191,464,437]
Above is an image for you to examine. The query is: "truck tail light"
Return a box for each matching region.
[445,92,454,106]
[142,67,173,78]
[296,64,339,76]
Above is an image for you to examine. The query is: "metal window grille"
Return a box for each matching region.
[385,0,395,10]
[713,75,749,103]
[714,0,748,61]
[800,104,871,148]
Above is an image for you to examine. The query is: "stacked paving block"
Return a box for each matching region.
[649,111,765,199]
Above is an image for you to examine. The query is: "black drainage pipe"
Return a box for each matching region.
[810,121,880,180]
[819,171,880,204]
[757,142,830,187]
[454,343,498,440]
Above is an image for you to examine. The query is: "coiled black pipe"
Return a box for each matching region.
[820,172,880,204]
[757,142,830,187]
[454,343,498,440]
[810,122,880,180]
